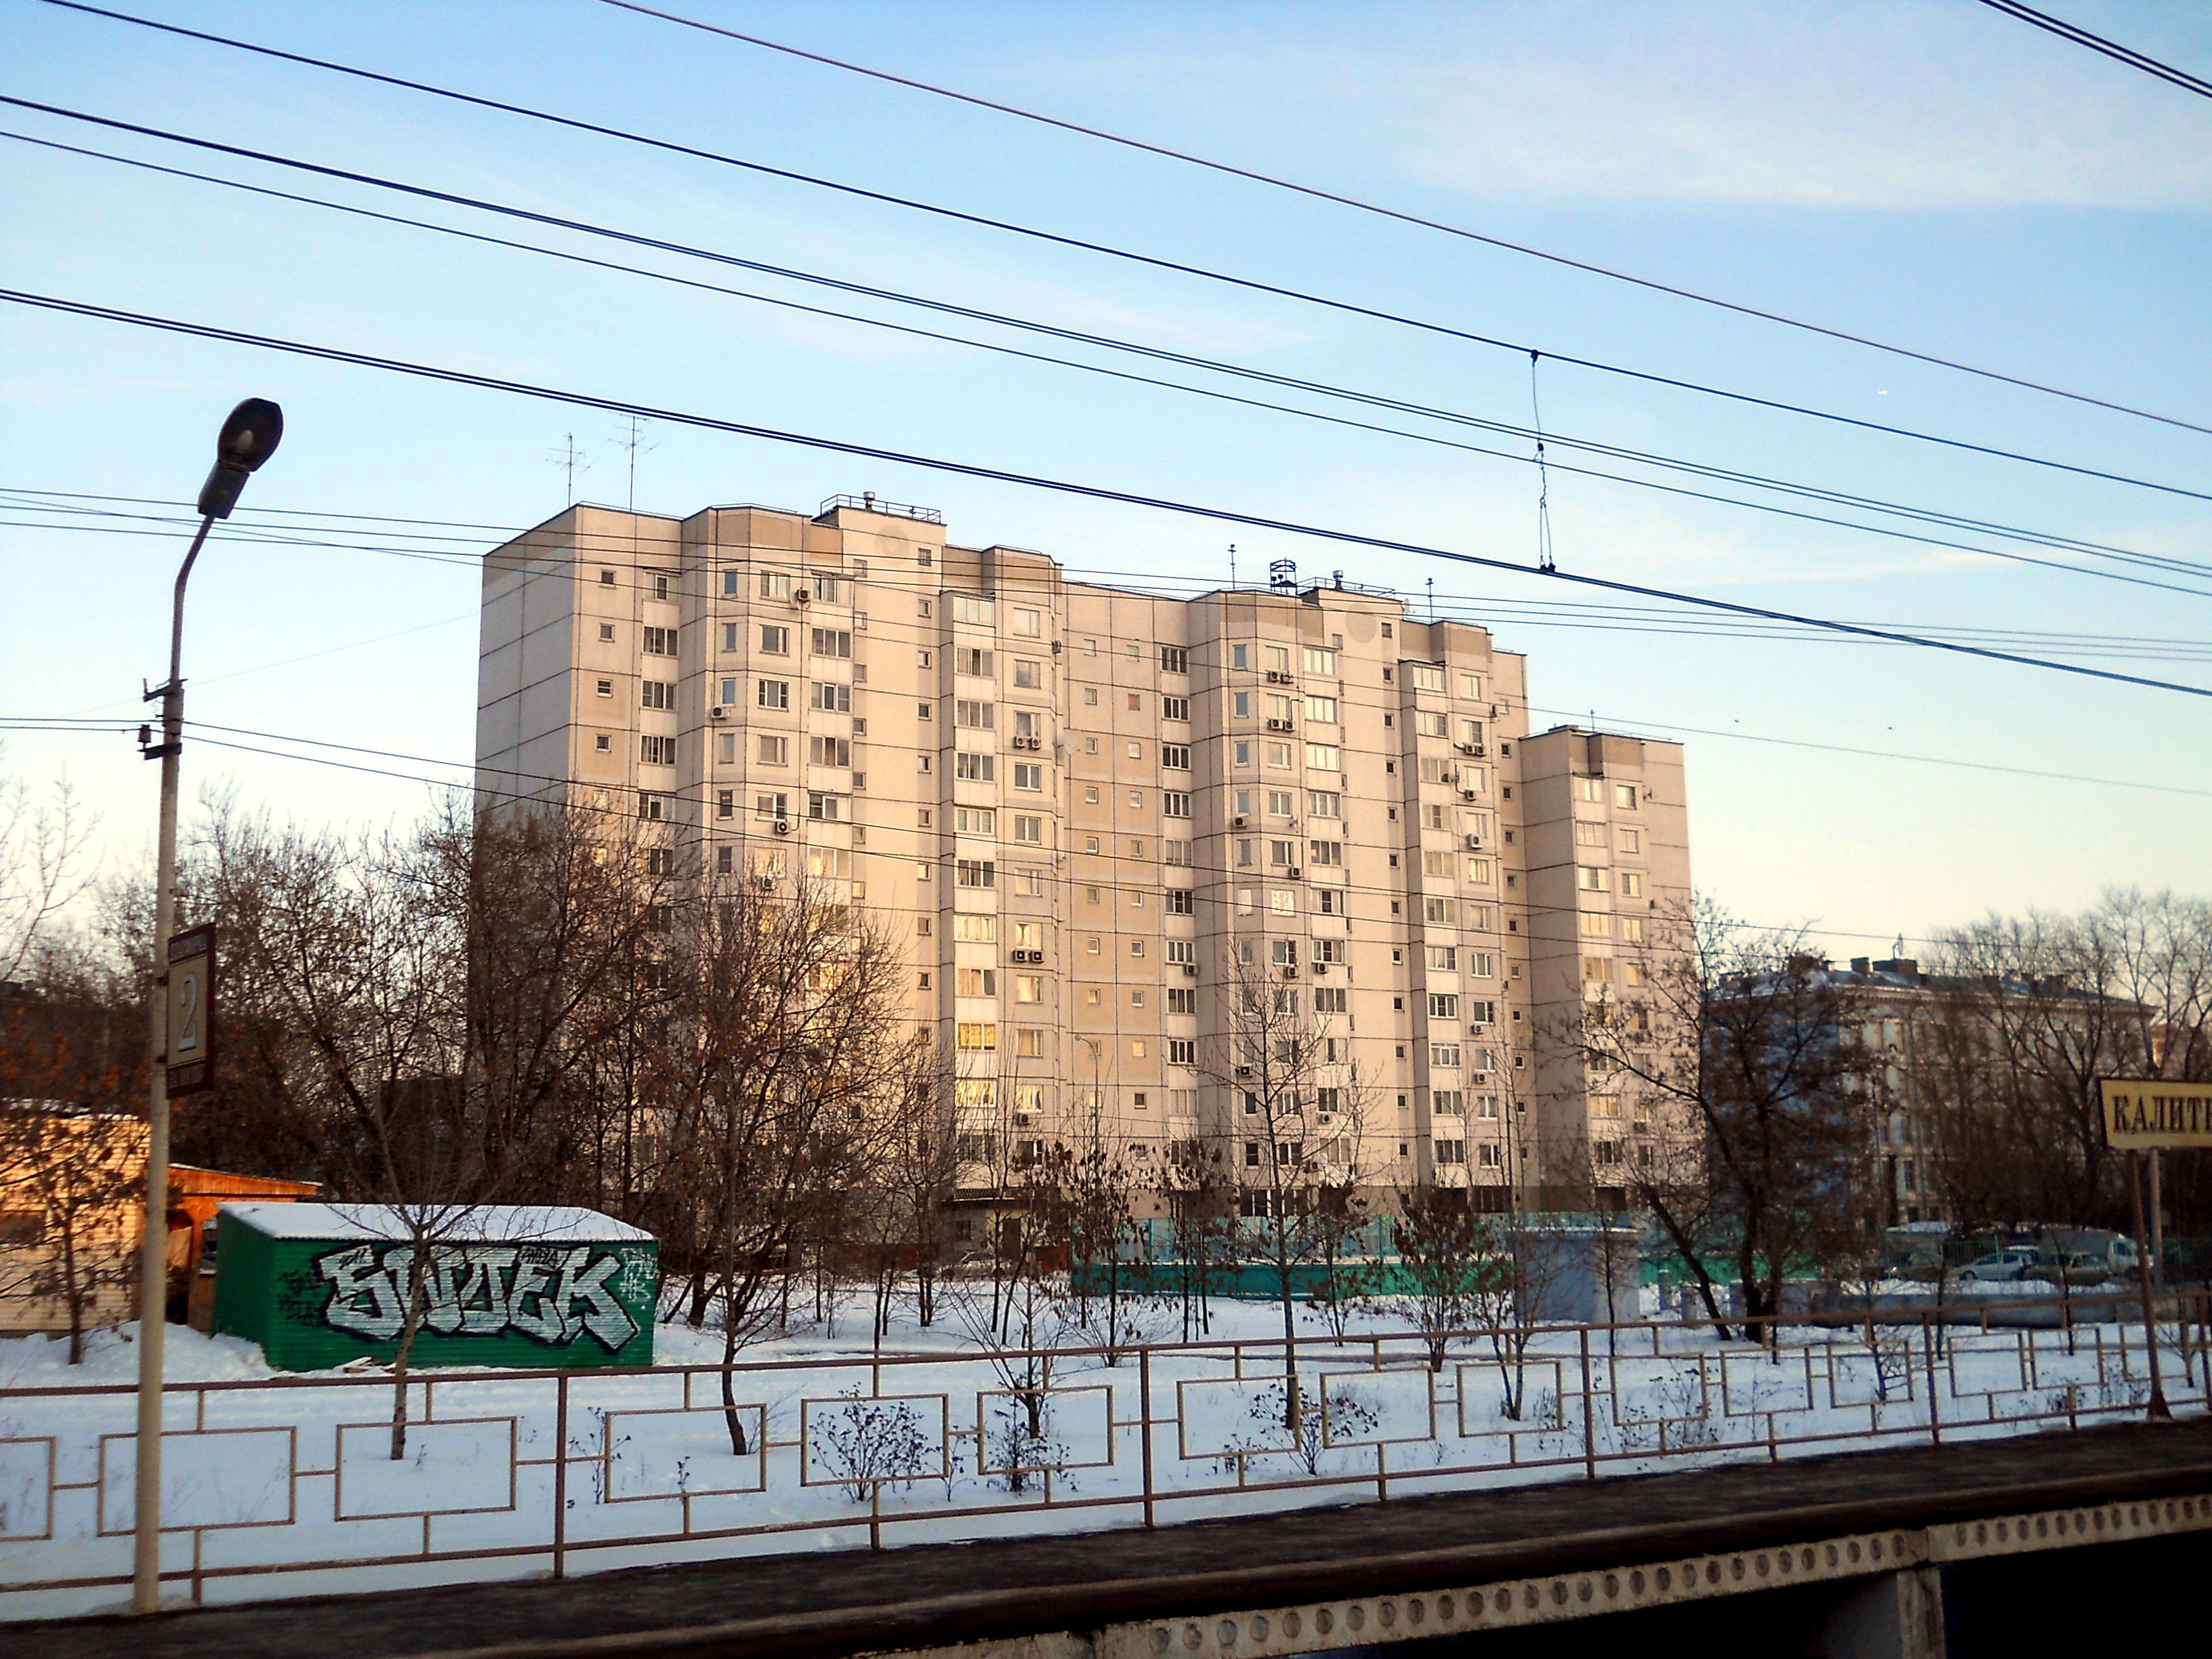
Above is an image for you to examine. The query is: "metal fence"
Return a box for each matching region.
[2,1294,2205,1620]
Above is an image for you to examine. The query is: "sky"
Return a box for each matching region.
[2,0,2209,962]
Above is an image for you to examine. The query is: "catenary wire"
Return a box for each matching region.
[17,15,2212,504]
[7,285,2211,702]
[602,0,2212,439]
[8,126,2207,598]
[1978,0,2212,100]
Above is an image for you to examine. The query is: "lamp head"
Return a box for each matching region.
[197,397,284,518]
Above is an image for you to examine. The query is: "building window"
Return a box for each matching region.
[638,793,667,821]
[811,682,852,712]
[1576,821,1605,847]
[1012,607,1040,636]
[952,594,994,626]
[594,733,613,754]
[956,646,993,677]
[1163,695,1189,722]
[640,735,676,766]
[754,791,789,820]
[1578,865,1610,891]
[598,569,616,585]
[955,699,994,729]
[1012,814,1043,844]
[1305,743,1340,771]
[957,1023,998,1050]
[1306,694,1337,722]
[1160,645,1189,673]
[643,626,676,656]
[760,625,790,655]
[808,735,852,767]
[807,792,844,821]
[1621,872,1645,897]
[1014,762,1044,791]
[1582,958,1615,981]
[640,680,673,710]
[956,859,996,887]
[811,628,853,659]
[1430,1044,1461,1067]
[758,679,790,710]
[956,752,996,781]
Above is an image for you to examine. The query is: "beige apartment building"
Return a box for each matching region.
[476,493,1692,1212]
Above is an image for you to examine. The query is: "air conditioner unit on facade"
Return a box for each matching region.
[1465,834,1482,851]
[1235,1065,1252,1078]
[792,590,810,605]
[1232,815,1247,828]
[1311,963,1328,976]
[1286,867,1301,880]
[1460,790,1478,803]
[1183,964,1199,978]
[1454,743,1474,756]
[1282,965,1298,979]
[1266,718,1291,732]
[773,820,792,835]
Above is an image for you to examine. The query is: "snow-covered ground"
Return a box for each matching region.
[0,1286,2198,1622]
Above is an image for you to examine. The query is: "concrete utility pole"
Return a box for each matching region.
[132,398,283,1614]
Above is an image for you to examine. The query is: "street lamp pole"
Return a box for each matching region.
[131,399,283,1614]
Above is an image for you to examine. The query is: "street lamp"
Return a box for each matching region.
[132,398,282,1614]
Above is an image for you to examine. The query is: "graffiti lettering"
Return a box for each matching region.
[314,1243,641,1350]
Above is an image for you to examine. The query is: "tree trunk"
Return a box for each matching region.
[62,1216,85,1366]
[719,1317,750,1456]
[389,1246,431,1460]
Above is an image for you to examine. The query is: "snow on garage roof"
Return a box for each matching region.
[217,1202,653,1244]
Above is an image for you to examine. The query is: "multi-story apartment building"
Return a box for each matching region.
[475,494,1692,1213]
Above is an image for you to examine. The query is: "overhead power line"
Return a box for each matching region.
[1978,1,2212,100]
[0,715,1968,949]
[7,126,2209,602]
[8,491,2212,667]
[23,9,2212,497]
[4,283,2210,703]
[601,0,2212,438]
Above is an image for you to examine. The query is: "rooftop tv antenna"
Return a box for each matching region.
[615,415,661,512]
[548,433,591,504]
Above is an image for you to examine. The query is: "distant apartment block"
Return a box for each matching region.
[475,494,1693,1210]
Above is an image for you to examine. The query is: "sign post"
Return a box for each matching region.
[164,925,216,1097]
[2097,1078,2212,1423]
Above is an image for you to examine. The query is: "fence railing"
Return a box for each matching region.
[1,1294,2205,1620]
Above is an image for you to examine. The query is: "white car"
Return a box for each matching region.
[1954,1246,2042,1283]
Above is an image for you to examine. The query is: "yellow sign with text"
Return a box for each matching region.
[2100,1078,2212,1150]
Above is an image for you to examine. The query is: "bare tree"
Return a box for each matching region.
[194,794,673,1454]
[1196,952,1372,1428]
[647,863,910,1452]
[0,766,101,988]
[1573,899,1874,1342]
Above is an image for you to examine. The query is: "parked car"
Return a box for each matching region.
[1953,1246,2044,1283]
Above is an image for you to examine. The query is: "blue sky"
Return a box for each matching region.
[3,0,2208,959]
